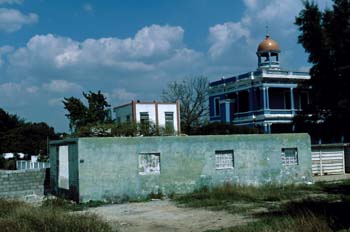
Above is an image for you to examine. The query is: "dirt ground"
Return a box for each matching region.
[85,199,252,232]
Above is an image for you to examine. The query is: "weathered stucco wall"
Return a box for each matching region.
[49,139,79,201]
[0,169,45,200]
[50,134,312,202]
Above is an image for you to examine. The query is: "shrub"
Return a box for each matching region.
[192,122,262,135]
[0,199,112,232]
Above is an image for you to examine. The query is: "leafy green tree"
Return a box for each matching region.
[0,108,58,157]
[2,122,57,156]
[62,97,87,132]
[0,108,25,132]
[295,0,350,141]
[162,76,209,134]
[83,91,111,124]
[63,91,110,132]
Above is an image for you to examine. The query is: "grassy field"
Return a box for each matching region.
[173,180,350,232]
[0,198,113,232]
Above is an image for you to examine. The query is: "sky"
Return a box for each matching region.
[0,0,331,132]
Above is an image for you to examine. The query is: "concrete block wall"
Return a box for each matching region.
[0,169,45,200]
[50,134,313,202]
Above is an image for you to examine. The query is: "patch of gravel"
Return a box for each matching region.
[84,199,253,232]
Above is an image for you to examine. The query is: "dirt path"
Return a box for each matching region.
[85,199,252,232]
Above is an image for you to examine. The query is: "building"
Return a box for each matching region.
[311,143,350,176]
[113,100,181,135]
[49,133,312,202]
[208,35,310,133]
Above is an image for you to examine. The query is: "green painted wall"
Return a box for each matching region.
[49,139,79,201]
[50,134,312,202]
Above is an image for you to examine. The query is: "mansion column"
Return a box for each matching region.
[262,87,266,110]
[266,87,270,110]
[290,87,295,114]
[236,92,240,113]
[225,100,230,123]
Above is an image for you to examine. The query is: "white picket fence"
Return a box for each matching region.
[312,147,345,175]
[16,160,50,170]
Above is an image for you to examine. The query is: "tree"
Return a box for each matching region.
[0,108,25,132]
[162,76,209,134]
[63,91,111,132]
[2,122,57,156]
[83,91,111,124]
[295,0,350,141]
[0,108,58,157]
[192,122,261,135]
[62,97,87,131]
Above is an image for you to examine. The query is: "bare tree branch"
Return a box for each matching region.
[161,76,209,134]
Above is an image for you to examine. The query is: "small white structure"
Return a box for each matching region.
[113,100,181,135]
[16,160,50,170]
[311,144,350,176]
[2,153,26,159]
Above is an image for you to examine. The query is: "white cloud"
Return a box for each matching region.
[8,25,184,73]
[48,97,63,106]
[0,82,21,96]
[0,0,23,4]
[0,24,198,127]
[206,0,321,72]
[83,3,93,14]
[0,45,13,66]
[110,88,137,101]
[208,22,250,58]
[243,0,257,9]
[43,80,82,93]
[0,8,38,32]
[26,86,38,93]
[0,82,39,107]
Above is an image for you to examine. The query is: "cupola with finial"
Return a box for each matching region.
[256,34,281,70]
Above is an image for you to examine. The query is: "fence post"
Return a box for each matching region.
[320,150,323,176]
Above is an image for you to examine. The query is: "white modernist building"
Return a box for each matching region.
[113,100,181,135]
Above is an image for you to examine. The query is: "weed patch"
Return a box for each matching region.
[173,183,314,210]
[0,199,112,232]
[178,180,350,232]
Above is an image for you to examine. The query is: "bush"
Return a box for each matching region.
[72,121,177,137]
[0,158,16,170]
[192,122,262,135]
[0,199,112,232]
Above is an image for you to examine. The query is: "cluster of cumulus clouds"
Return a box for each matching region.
[0,0,331,131]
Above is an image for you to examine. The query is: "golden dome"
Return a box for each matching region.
[257,35,280,52]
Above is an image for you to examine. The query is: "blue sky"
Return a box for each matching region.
[0,0,331,132]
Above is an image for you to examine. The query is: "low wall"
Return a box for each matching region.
[50,134,313,202]
[0,169,46,201]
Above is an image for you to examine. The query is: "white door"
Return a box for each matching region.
[58,145,69,190]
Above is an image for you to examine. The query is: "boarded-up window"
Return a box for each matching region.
[282,148,298,166]
[139,153,160,175]
[58,145,69,190]
[215,150,234,169]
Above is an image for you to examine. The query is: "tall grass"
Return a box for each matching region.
[174,183,315,208]
[0,199,112,232]
[176,181,350,232]
[217,208,332,232]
